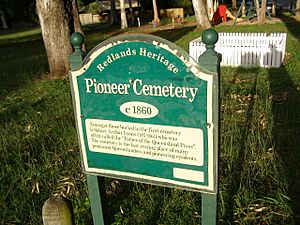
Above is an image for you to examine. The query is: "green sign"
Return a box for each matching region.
[70,34,217,193]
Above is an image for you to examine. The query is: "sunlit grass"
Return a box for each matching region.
[0,27,42,43]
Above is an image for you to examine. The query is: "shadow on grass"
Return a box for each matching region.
[268,67,300,222]
[0,23,119,99]
[84,23,197,51]
[0,39,48,99]
[280,14,300,41]
[221,68,259,224]
[151,25,197,43]
[271,14,300,223]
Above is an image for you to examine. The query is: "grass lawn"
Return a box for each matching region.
[1,15,300,224]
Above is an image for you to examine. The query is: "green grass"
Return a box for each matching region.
[0,27,42,44]
[1,16,300,224]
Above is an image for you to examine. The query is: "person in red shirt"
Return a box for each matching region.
[212,4,228,25]
[212,4,242,25]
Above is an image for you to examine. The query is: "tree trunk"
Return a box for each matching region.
[152,0,160,25]
[260,0,266,24]
[271,0,276,17]
[71,0,86,51]
[192,0,211,28]
[296,0,300,21]
[242,0,246,17]
[206,0,214,20]
[36,0,83,77]
[71,0,82,33]
[137,0,141,17]
[255,0,262,23]
[255,0,266,24]
[129,0,134,25]
[120,0,128,29]
[232,0,237,14]
[0,7,8,29]
[110,0,118,25]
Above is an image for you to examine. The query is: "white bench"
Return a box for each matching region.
[189,32,287,68]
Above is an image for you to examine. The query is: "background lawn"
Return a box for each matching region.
[1,16,300,224]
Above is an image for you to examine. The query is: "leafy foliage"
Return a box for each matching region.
[77,0,96,8]
[1,0,36,22]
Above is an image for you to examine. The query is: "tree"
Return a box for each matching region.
[72,0,84,35]
[152,0,160,26]
[2,0,36,22]
[231,0,237,14]
[120,0,128,29]
[110,0,118,25]
[242,0,246,17]
[129,0,134,25]
[255,0,267,24]
[192,0,211,28]
[261,0,267,23]
[271,0,276,17]
[36,0,84,77]
[77,0,94,7]
[206,0,214,20]
[296,0,300,21]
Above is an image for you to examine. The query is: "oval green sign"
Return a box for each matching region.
[70,34,217,193]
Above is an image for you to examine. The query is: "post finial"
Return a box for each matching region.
[70,32,84,48]
[198,28,221,73]
[202,28,218,47]
[69,32,85,71]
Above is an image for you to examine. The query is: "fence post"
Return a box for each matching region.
[87,175,106,225]
[198,28,221,225]
[69,32,106,225]
[69,32,85,71]
[199,29,221,73]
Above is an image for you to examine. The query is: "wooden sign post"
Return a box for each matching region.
[69,29,221,225]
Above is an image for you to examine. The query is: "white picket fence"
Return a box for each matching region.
[189,32,287,68]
